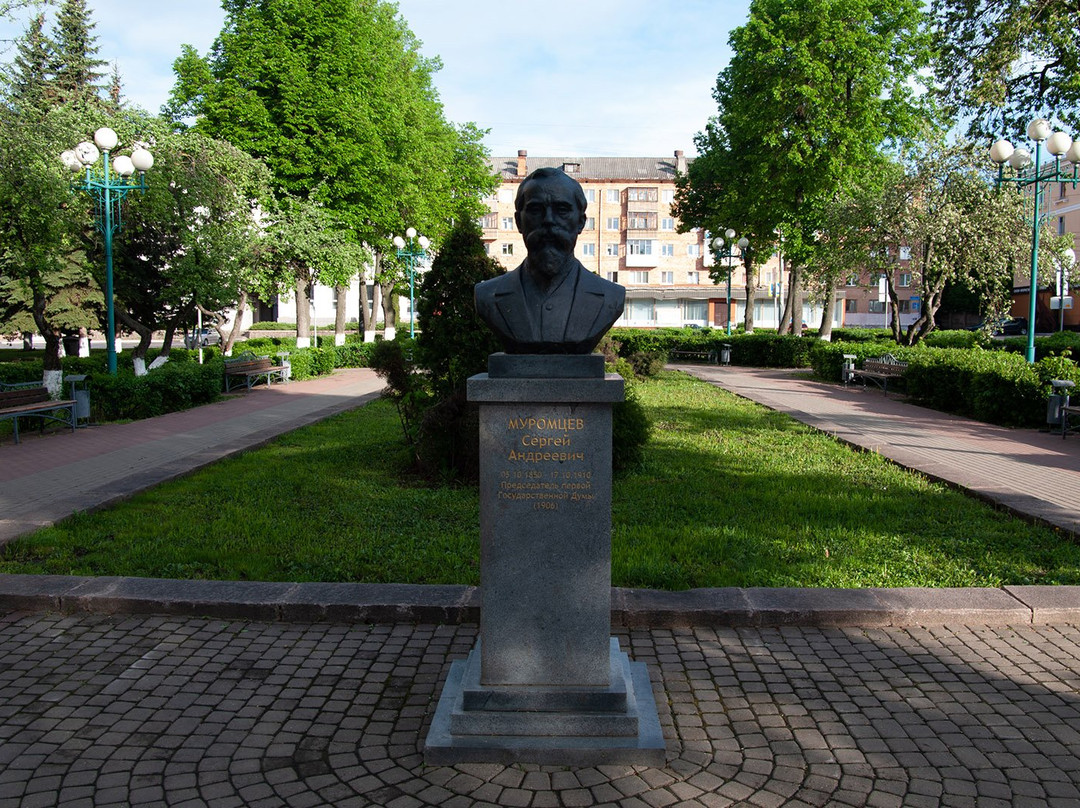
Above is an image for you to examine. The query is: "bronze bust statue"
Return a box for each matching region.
[475,167,625,354]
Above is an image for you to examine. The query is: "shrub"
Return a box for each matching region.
[607,358,651,471]
[924,329,983,349]
[87,359,224,421]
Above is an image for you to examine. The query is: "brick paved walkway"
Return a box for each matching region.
[3,612,1080,807]
[0,368,383,544]
[677,365,1080,538]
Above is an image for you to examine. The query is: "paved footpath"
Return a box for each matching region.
[677,364,1080,538]
[0,368,384,544]
[4,613,1080,807]
[6,364,1080,805]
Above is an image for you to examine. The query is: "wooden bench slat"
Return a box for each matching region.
[0,387,77,444]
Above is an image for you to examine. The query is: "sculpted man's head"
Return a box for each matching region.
[473,165,625,355]
[514,167,588,282]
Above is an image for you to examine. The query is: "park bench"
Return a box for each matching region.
[851,353,908,396]
[224,352,290,393]
[669,349,718,364]
[0,384,77,444]
[1064,404,1080,439]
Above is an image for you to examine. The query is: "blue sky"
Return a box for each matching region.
[1,0,747,158]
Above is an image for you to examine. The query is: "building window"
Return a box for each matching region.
[501,243,514,255]
[584,189,596,203]
[483,244,490,254]
[628,270,649,284]
[480,213,497,229]
[846,274,859,286]
[687,270,700,284]
[683,300,707,321]
[660,217,675,231]
[899,245,912,260]
[628,212,657,230]
[1060,216,1067,236]
[1061,183,1069,199]
[563,162,580,174]
[606,243,620,256]
[606,271,618,283]
[661,243,675,257]
[661,271,674,284]
[606,217,620,231]
[584,217,595,230]
[627,187,658,202]
[687,244,701,257]
[845,299,858,313]
[627,239,652,256]
[898,273,912,287]
[662,189,675,203]
[868,300,886,313]
[582,243,596,257]
[606,189,620,203]
[898,299,911,313]
[498,189,514,203]
[501,217,514,230]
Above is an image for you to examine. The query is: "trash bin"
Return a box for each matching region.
[66,374,90,426]
[720,344,732,366]
[842,354,857,385]
[277,352,292,381]
[1048,379,1075,427]
[62,334,80,356]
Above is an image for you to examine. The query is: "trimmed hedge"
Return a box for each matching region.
[812,341,1080,428]
[87,359,225,421]
[607,327,818,369]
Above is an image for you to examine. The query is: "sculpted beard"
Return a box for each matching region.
[526,226,576,279]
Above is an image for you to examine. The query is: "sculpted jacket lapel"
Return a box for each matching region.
[564,265,606,341]
[492,270,538,342]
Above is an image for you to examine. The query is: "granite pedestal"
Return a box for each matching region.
[424,354,665,766]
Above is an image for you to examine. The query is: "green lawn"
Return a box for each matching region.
[3,371,1078,588]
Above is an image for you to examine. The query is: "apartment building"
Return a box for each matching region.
[840,247,922,330]
[1031,162,1080,330]
[483,150,804,330]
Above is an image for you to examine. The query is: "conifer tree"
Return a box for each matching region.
[7,11,52,112]
[50,0,106,106]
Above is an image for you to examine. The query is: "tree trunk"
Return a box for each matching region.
[334,284,348,346]
[781,263,802,335]
[380,282,396,339]
[295,277,311,348]
[223,289,248,354]
[118,311,153,375]
[818,280,836,341]
[359,269,370,333]
[743,259,757,334]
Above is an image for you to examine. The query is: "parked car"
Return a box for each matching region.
[184,327,220,348]
[969,317,1028,336]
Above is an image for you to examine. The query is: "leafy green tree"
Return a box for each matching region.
[675,0,934,336]
[862,142,1030,344]
[932,0,1080,140]
[50,0,106,107]
[0,103,97,377]
[166,0,497,335]
[102,118,277,364]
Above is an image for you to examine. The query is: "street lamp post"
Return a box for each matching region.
[392,227,430,339]
[712,229,749,336]
[989,118,1079,363]
[62,127,153,375]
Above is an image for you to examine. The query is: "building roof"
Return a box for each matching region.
[490,153,688,182]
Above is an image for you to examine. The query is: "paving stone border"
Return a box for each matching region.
[3,575,1080,627]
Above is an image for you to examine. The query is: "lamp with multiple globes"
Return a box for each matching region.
[61,127,153,375]
[711,229,749,336]
[988,118,1079,363]
[392,227,430,339]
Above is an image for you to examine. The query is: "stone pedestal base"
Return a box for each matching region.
[425,638,665,766]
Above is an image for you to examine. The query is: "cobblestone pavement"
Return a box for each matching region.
[4,612,1080,807]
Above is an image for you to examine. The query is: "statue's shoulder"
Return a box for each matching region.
[577,264,625,303]
[476,266,521,301]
